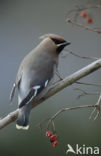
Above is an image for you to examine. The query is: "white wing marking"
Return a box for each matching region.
[26,85,40,104]
[44,80,49,87]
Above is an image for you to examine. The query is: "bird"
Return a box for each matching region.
[10,34,71,130]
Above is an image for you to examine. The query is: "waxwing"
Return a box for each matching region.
[10,34,71,130]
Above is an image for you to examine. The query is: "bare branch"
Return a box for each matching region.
[47,104,97,131]
[66,18,101,34]
[68,51,98,60]
[89,93,101,120]
[0,109,19,129]
[0,59,101,129]
[65,4,101,18]
[75,81,101,87]
[74,88,100,99]
[62,50,98,60]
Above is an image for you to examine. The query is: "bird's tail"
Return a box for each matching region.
[16,105,31,130]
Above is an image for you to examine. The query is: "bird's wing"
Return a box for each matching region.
[19,78,51,108]
[18,55,55,108]
[10,83,16,103]
[10,64,23,103]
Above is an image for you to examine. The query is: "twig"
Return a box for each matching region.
[55,69,63,81]
[35,118,50,131]
[0,59,101,129]
[66,4,101,17]
[74,88,100,99]
[63,50,98,60]
[69,51,98,60]
[47,104,98,131]
[65,4,101,22]
[89,93,101,120]
[66,19,101,34]
[75,81,101,87]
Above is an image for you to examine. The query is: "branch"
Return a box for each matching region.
[66,4,101,17]
[62,50,98,60]
[75,81,101,87]
[74,88,100,99]
[89,93,101,120]
[66,18,101,34]
[46,104,97,132]
[46,94,101,132]
[0,59,101,129]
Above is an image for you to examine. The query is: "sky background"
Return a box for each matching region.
[0,0,101,156]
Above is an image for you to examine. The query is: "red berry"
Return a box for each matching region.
[66,18,71,22]
[80,11,87,18]
[50,134,57,141]
[46,131,52,137]
[52,140,58,147]
[86,17,93,24]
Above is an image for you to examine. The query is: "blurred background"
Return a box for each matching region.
[0,0,101,155]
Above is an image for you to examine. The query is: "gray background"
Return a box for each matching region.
[0,0,101,156]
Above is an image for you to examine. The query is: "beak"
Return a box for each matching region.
[57,41,71,47]
[56,41,71,54]
[64,41,71,46]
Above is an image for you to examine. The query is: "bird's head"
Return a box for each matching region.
[40,34,71,54]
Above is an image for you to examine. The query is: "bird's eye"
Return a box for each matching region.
[51,38,65,45]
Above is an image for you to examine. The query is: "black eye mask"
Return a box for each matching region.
[51,38,66,45]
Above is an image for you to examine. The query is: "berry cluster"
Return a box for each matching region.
[46,131,58,147]
[80,11,93,24]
